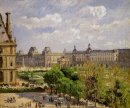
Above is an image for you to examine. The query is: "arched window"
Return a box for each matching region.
[0,71,3,82]
[0,57,3,68]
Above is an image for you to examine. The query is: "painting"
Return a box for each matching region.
[0,0,130,107]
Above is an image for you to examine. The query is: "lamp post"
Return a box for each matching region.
[69,83,71,100]
[94,88,97,107]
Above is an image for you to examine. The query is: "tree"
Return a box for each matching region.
[71,81,84,105]
[78,62,108,107]
[78,62,130,108]
[71,72,79,81]
[57,77,84,105]
[105,80,130,108]
[57,77,73,95]
[60,67,75,79]
[44,67,64,94]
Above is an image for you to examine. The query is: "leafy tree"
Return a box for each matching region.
[77,62,99,107]
[78,62,130,108]
[71,72,79,81]
[71,81,84,105]
[121,83,130,108]
[78,62,111,107]
[105,80,130,108]
[60,67,75,79]
[57,77,84,105]
[44,67,64,94]
[57,77,73,95]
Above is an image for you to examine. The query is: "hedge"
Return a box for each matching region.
[0,87,44,93]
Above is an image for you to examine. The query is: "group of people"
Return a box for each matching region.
[6,97,16,103]
[55,99,62,107]
[1,97,32,108]
[33,94,72,108]
[35,101,45,108]
[33,96,45,108]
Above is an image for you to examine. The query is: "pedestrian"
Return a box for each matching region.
[66,100,70,108]
[33,96,36,102]
[42,95,45,100]
[58,99,61,106]
[55,101,58,107]
[35,102,38,108]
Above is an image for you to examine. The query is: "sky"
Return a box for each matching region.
[0,0,130,53]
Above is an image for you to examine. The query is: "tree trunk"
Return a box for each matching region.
[77,96,79,106]
[85,99,88,108]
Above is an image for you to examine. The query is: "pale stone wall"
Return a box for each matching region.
[0,44,16,84]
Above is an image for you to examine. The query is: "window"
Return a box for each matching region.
[10,57,13,66]
[0,48,2,54]
[0,71,3,82]
[0,57,3,68]
[10,71,13,82]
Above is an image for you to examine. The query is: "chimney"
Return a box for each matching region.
[5,12,12,38]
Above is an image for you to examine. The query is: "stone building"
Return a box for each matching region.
[71,45,91,67]
[28,47,38,56]
[89,49,130,68]
[0,13,17,84]
[115,49,130,68]
[90,50,117,66]
[42,47,64,67]
[16,47,44,67]
[16,46,64,67]
[57,56,71,68]
[16,44,130,68]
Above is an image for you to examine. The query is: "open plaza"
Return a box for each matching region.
[0,93,107,108]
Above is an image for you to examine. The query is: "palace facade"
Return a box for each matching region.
[0,13,17,84]
[16,44,130,68]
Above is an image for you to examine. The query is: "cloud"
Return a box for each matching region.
[54,0,78,6]
[77,6,107,19]
[89,6,107,19]
[34,28,80,43]
[105,41,113,46]
[1,0,129,52]
[100,18,130,32]
[97,35,106,40]
[104,40,128,49]
[52,0,88,7]
[15,13,62,29]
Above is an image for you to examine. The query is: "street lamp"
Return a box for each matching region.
[69,83,71,100]
[94,88,97,107]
